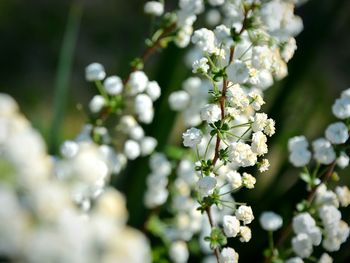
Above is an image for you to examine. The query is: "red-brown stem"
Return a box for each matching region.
[263,161,337,263]
[206,207,221,262]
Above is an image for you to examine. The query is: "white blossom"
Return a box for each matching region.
[103,75,123,95]
[128,71,148,95]
[192,28,216,54]
[169,241,189,263]
[197,176,217,196]
[336,152,349,168]
[169,91,190,111]
[225,171,242,190]
[124,140,141,160]
[223,215,240,237]
[85,63,106,81]
[312,138,336,165]
[292,233,313,258]
[259,211,283,231]
[252,113,268,132]
[228,142,257,167]
[89,95,105,113]
[285,257,304,263]
[235,205,254,225]
[318,253,333,263]
[182,127,203,148]
[200,104,221,123]
[335,186,350,207]
[251,131,268,156]
[192,57,209,73]
[227,60,250,84]
[239,226,252,242]
[242,173,256,189]
[332,96,350,119]
[220,247,239,263]
[146,81,161,101]
[144,1,164,16]
[325,122,349,144]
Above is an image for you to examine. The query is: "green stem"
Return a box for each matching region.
[49,0,84,154]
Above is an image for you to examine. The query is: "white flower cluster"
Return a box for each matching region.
[290,184,350,259]
[169,77,210,127]
[175,0,204,48]
[69,63,160,207]
[144,153,172,208]
[0,94,151,263]
[289,88,350,168]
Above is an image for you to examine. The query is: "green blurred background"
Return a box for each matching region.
[1,0,350,262]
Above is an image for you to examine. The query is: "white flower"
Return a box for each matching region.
[259,211,283,231]
[169,241,189,263]
[239,226,252,242]
[124,140,141,160]
[149,153,171,176]
[225,171,242,190]
[288,136,309,151]
[85,62,106,81]
[169,91,190,111]
[252,113,268,132]
[292,212,316,234]
[175,25,193,48]
[128,71,148,95]
[140,137,157,156]
[289,148,311,167]
[134,94,154,124]
[251,131,268,156]
[103,75,123,95]
[228,142,257,167]
[292,233,313,258]
[220,247,239,263]
[259,159,270,172]
[336,152,349,168]
[335,186,350,207]
[200,104,221,123]
[318,205,341,227]
[128,126,143,141]
[281,37,297,62]
[242,173,256,189]
[249,91,265,111]
[318,253,333,263]
[179,0,204,15]
[235,205,254,225]
[227,60,250,84]
[146,81,161,101]
[264,119,276,136]
[325,122,349,144]
[144,1,164,16]
[89,95,105,113]
[312,138,336,165]
[144,187,169,208]
[192,57,209,73]
[332,97,350,119]
[182,127,203,148]
[192,28,216,54]
[285,257,304,263]
[226,84,249,110]
[251,46,274,71]
[197,176,217,196]
[60,140,79,159]
[223,215,240,237]
[208,0,224,6]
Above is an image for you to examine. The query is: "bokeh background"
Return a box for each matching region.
[1,0,350,262]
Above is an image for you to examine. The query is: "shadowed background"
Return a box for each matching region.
[0,0,350,262]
